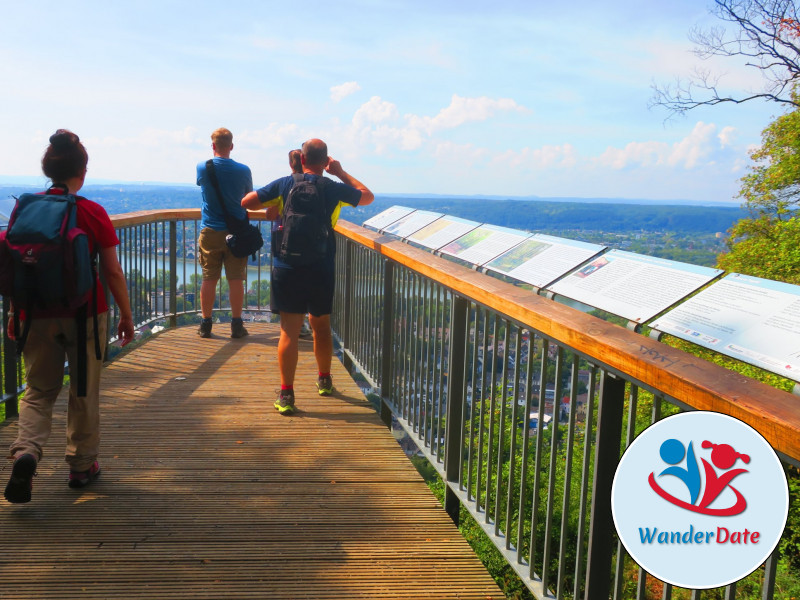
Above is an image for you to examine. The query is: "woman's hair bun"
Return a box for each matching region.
[49,129,80,149]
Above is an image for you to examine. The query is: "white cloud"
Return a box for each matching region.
[667,121,717,168]
[594,122,726,171]
[494,144,578,169]
[331,81,362,102]
[353,96,400,127]
[718,126,736,148]
[346,94,527,155]
[407,94,526,135]
[236,123,301,149]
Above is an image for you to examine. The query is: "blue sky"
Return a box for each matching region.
[0,1,785,203]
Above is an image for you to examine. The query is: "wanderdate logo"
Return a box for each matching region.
[612,412,788,589]
[648,438,750,517]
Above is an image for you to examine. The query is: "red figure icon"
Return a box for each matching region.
[697,441,749,513]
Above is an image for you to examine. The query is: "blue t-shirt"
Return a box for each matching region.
[256,173,362,268]
[197,157,253,231]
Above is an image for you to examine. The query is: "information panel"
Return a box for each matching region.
[651,273,800,381]
[438,224,530,266]
[381,210,442,238]
[546,249,723,323]
[484,234,605,289]
[363,206,415,232]
[407,215,479,250]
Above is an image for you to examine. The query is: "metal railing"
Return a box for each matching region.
[332,220,800,600]
[2,210,798,600]
[1,209,272,418]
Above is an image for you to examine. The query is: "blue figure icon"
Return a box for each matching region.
[658,438,701,505]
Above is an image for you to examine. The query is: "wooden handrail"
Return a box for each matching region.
[336,219,800,461]
[109,209,269,229]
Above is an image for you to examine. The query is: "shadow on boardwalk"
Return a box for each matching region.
[0,323,503,600]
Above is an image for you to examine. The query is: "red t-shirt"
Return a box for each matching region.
[28,187,120,318]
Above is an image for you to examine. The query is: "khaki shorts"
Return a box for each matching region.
[198,228,247,281]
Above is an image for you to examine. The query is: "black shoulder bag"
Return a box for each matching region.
[205,159,263,260]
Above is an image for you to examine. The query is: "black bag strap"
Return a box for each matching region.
[205,159,246,229]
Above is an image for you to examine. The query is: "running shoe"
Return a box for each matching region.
[317,375,334,396]
[68,461,101,489]
[4,453,37,504]
[274,389,296,415]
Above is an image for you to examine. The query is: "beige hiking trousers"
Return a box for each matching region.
[9,313,108,472]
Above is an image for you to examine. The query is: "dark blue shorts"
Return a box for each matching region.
[271,263,336,316]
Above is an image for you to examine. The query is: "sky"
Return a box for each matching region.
[0,1,788,203]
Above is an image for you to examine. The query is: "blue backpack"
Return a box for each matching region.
[0,190,101,395]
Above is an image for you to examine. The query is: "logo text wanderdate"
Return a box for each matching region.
[638,525,760,545]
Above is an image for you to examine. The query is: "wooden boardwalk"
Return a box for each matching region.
[0,324,503,600]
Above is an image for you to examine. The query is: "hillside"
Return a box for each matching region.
[0,184,745,236]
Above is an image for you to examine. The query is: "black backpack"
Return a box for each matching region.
[275,175,332,266]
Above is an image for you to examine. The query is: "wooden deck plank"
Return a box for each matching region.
[1,324,504,599]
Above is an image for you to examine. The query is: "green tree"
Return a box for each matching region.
[717,92,800,283]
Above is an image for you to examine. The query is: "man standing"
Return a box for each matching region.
[241,139,374,414]
[197,128,253,338]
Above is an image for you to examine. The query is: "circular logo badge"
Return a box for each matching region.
[611,411,789,589]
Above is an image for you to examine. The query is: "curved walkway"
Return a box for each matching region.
[0,323,503,599]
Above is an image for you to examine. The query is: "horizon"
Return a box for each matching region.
[0,2,780,206]
[0,178,742,208]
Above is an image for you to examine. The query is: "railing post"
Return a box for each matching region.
[444,295,468,526]
[380,259,394,429]
[3,301,19,417]
[584,371,625,600]
[340,240,353,372]
[169,221,177,329]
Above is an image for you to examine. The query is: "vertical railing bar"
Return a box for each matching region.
[724,581,736,600]
[436,287,448,463]
[169,221,177,327]
[690,589,702,600]
[136,225,143,323]
[194,220,200,316]
[662,582,672,600]
[413,274,423,437]
[400,268,410,421]
[542,345,564,592]
[475,309,489,514]
[465,305,479,500]
[516,330,536,562]
[652,394,662,424]
[583,371,625,600]
[379,259,394,426]
[505,328,523,549]
[390,266,401,412]
[529,337,549,579]
[573,364,598,600]
[372,252,381,378]
[160,221,166,317]
[421,278,431,450]
[493,320,511,536]
[147,222,154,320]
[456,301,474,488]
[613,384,639,600]
[410,272,420,433]
[761,549,778,600]
[181,222,188,313]
[636,568,648,600]
[484,314,500,525]
[410,271,419,433]
[444,294,468,525]
[556,353,579,600]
